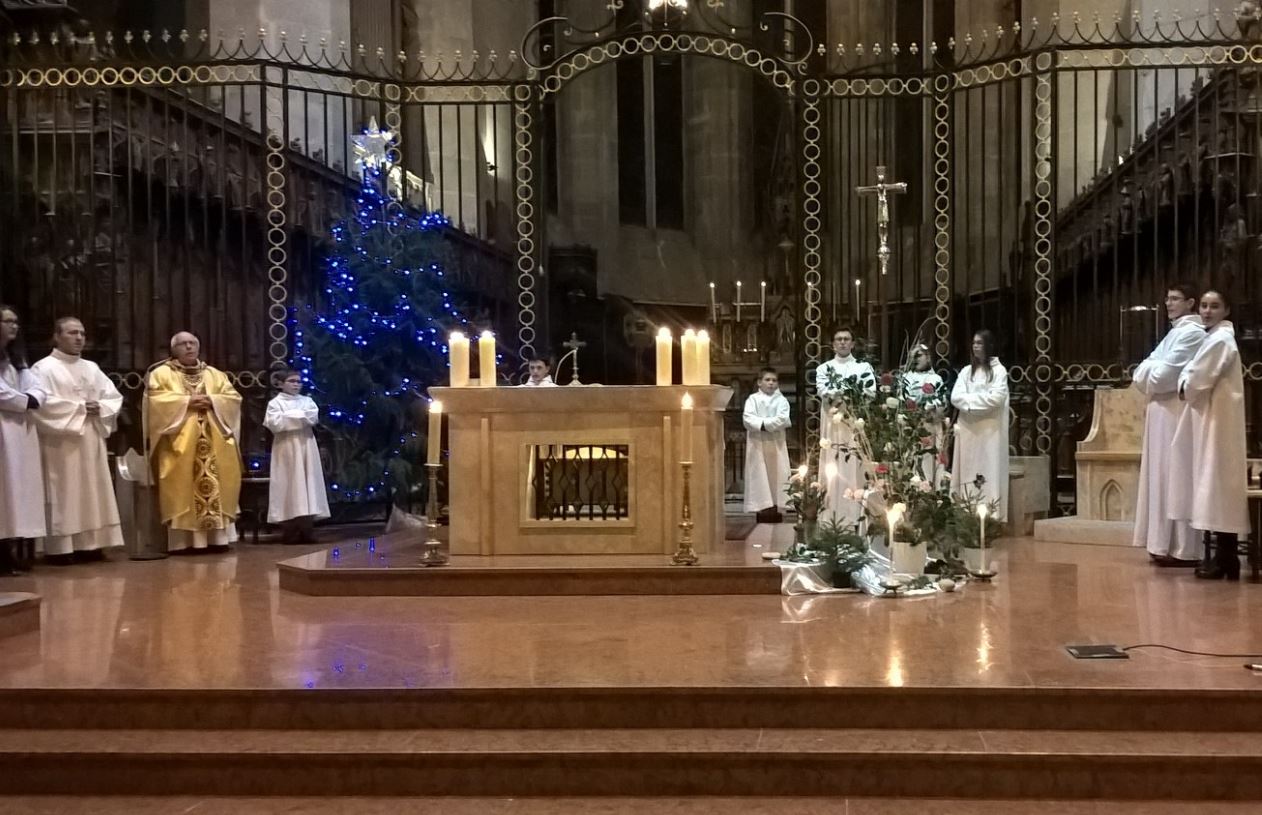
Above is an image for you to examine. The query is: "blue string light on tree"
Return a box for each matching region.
[292,118,472,507]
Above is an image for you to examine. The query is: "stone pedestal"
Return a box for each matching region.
[1034,386,1143,546]
[431,385,732,556]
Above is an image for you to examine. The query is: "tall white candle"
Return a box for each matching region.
[853,279,861,324]
[681,329,697,386]
[709,282,718,323]
[760,281,766,323]
[977,504,989,571]
[680,392,694,464]
[655,327,673,386]
[449,332,470,388]
[427,401,443,465]
[735,281,742,322]
[478,331,496,387]
[695,330,711,386]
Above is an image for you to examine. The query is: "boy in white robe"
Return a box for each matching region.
[0,305,46,574]
[816,328,875,523]
[264,370,330,543]
[1132,284,1205,565]
[522,357,557,387]
[743,368,792,521]
[31,317,126,563]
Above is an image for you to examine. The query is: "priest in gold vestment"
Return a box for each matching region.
[145,332,243,552]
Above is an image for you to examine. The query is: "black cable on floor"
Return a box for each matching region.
[1123,643,1262,659]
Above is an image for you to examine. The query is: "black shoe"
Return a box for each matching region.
[1196,533,1241,581]
[43,553,75,567]
[205,544,232,554]
[17,539,35,572]
[73,550,106,563]
[0,540,18,576]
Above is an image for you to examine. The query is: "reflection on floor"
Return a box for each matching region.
[1,530,1261,690]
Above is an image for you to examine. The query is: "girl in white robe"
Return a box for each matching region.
[1170,290,1250,580]
[0,305,47,573]
[950,330,1010,521]
[264,371,330,542]
[742,368,792,515]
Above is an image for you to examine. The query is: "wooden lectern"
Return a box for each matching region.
[428,385,732,556]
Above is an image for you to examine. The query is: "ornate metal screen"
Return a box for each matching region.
[2,7,1260,512]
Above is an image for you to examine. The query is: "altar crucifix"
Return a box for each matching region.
[855,165,907,275]
[560,332,587,386]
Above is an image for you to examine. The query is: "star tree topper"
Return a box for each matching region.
[353,116,396,170]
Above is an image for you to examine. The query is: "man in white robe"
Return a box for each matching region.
[0,305,46,574]
[31,317,125,562]
[1132,285,1205,564]
[816,328,875,523]
[743,368,792,521]
[264,370,330,543]
[522,357,557,387]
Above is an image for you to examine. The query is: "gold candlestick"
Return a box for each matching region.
[419,462,449,567]
[671,460,699,566]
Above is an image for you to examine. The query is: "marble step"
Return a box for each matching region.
[7,797,1262,814]
[7,686,1262,732]
[2,728,1262,798]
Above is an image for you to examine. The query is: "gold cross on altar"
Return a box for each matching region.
[855,165,907,275]
[560,332,587,386]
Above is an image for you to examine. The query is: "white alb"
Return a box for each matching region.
[950,358,1010,520]
[264,393,331,524]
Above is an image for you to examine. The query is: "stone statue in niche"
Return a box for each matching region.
[1118,182,1134,235]
[775,306,794,353]
[1157,163,1175,208]
[1237,1,1262,43]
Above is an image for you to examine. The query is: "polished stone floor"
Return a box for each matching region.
[1,527,1262,691]
[2,797,1260,815]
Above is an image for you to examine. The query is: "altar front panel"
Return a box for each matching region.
[432,386,730,556]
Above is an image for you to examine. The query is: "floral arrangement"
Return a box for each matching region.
[821,366,951,513]
[818,364,1004,573]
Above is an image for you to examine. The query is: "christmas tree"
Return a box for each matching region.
[293,144,471,510]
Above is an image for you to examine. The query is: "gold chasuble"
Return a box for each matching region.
[145,361,243,532]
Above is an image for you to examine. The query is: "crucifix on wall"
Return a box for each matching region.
[855,165,907,275]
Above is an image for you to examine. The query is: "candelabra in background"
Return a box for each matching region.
[709,279,768,354]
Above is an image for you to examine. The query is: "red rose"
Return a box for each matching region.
[880,372,894,386]
[922,382,936,394]
[920,435,934,447]
[875,463,889,474]
[906,399,918,410]
[937,452,949,465]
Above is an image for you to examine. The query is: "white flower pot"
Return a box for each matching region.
[890,539,924,576]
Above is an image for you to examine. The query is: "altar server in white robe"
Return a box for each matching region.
[31,317,125,562]
[1170,289,1250,581]
[816,328,875,523]
[0,305,47,574]
[743,368,792,518]
[522,356,557,388]
[264,370,330,543]
[903,345,946,484]
[1131,284,1205,565]
[950,330,1010,521]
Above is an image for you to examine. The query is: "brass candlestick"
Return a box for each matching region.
[419,462,449,567]
[671,460,699,566]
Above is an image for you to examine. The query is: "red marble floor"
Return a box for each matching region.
[0,529,1260,691]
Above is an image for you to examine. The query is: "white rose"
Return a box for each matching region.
[896,414,907,425]
[854,418,865,430]
[885,397,899,409]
